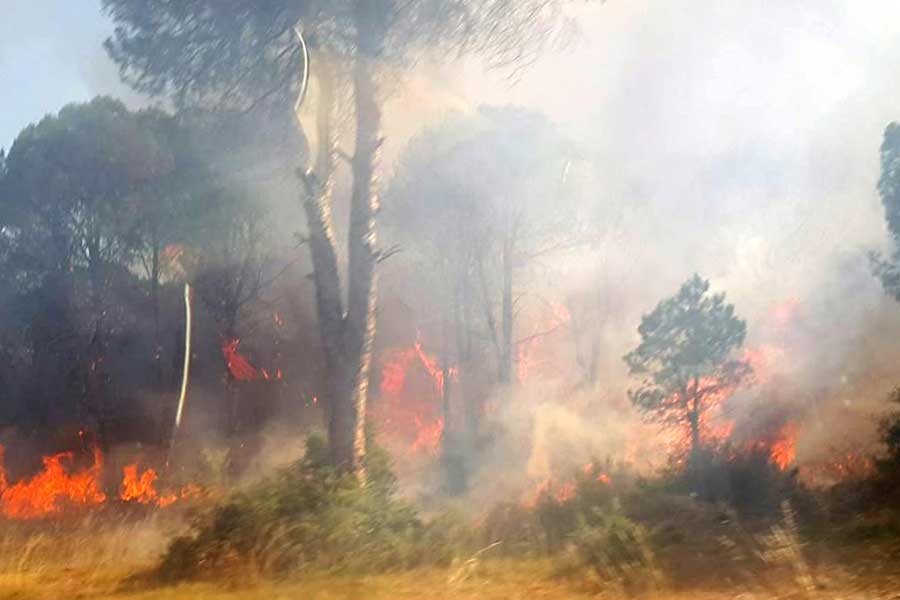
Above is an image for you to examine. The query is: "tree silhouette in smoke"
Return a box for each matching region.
[624,274,752,474]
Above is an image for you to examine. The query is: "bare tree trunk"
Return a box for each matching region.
[299,59,343,440]
[687,378,706,497]
[442,270,470,494]
[688,407,701,461]
[439,321,463,492]
[335,16,382,480]
[299,23,381,480]
[149,230,163,390]
[688,377,702,459]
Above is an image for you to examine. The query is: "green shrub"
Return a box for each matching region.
[649,446,816,521]
[158,435,468,581]
[480,501,546,558]
[569,507,660,595]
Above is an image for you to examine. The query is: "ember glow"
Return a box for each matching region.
[222,338,260,381]
[522,462,611,508]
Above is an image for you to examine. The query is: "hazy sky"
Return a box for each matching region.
[4,0,900,319]
[0,2,131,150]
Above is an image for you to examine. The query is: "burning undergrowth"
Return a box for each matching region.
[0,438,208,521]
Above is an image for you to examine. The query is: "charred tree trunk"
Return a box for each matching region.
[688,406,701,462]
[687,378,706,497]
[440,326,464,493]
[688,377,702,459]
[442,267,472,494]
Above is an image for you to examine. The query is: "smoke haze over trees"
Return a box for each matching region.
[1,0,900,503]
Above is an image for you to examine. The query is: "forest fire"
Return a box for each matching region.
[801,449,876,485]
[522,462,611,508]
[656,344,805,471]
[222,338,260,381]
[375,339,452,455]
[120,465,177,507]
[0,445,106,519]
[515,302,571,383]
[222,338,282,382]
[765,423,799,470]
[0,444,197,519]
[410,417,444,455]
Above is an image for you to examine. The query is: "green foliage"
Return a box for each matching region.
[102,0,568,112]
[482,465,661,593]
[484,463,625,557]
[569,509,659,594]
[641,446,814,520]
[481,502,547,558]
[871,123,900,299]
[624,274,752,464]
[1,97,165,281]
[159,435,467,581]
[713,450,810,518]
[878,387,900,471]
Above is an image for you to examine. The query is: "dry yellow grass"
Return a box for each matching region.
[2,515,900,600]
[0,563,592,600]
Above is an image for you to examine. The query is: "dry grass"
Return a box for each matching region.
[0,558,595,600]
[2,513,900,600]
[3,556,900,600]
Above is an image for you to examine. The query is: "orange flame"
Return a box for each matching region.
[120,464,162,505]
[222,338,260,381]
[768,423,798,470]
[377,338,453,455]
[0,442,203,518]
[0,445,106,519]
[119,464,202,508]
[410,417,444,454]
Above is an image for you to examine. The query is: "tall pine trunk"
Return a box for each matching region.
[335,12,381,480]
[300,16,382,480]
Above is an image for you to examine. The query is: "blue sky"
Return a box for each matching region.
[0,2,135,150]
